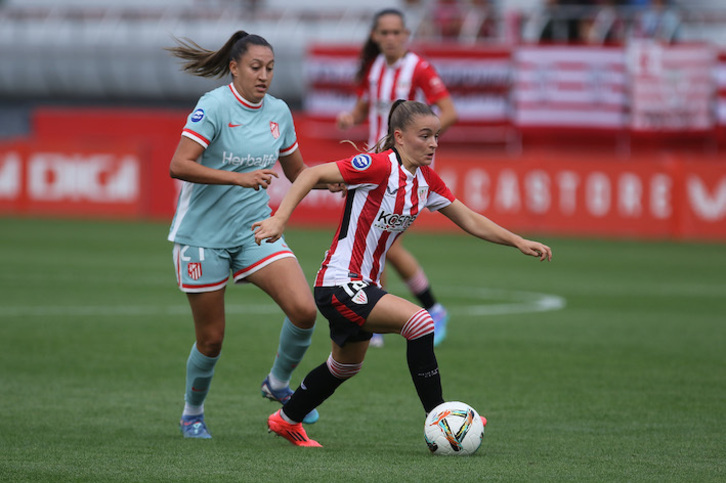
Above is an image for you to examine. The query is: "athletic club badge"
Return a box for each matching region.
[351,289,368,305]
[270,121,280,139]
[188,262,202,281]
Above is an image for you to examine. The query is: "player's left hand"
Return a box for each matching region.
[252,216,285,245]
[518,239,552,262]
[327,183,347,197]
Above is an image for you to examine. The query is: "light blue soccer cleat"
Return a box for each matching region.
[179,414,212,439]
[261,376,319,424]
[369,333,385,348]
[430,304,449,347]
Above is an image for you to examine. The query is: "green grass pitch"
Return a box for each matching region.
[1,217,724,482]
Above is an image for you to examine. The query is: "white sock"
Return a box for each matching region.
[267,372,288,391]
[183,403,204,417]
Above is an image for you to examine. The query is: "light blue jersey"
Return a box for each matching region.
[168,83,298,248]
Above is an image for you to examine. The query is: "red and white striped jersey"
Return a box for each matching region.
[314,149,455,288]
[358,51,450,148]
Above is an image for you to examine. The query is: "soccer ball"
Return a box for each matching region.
[424,401,485,455]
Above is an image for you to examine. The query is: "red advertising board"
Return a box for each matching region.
[0,139,146,218]
[1,104,723,241]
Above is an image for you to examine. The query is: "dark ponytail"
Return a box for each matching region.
[354,8,406,83]
[373,100,435,153]
[166,30,273,78]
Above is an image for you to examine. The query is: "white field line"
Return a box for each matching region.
[0,286,566,318]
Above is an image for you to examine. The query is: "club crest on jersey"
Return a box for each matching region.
[351,154,372,171]
[270,121,280,139]
[418,187,429,199]
[191,109,205,122]
[187,262,202,280]
[351,289,368,305]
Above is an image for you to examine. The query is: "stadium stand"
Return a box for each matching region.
[1,0,725,105]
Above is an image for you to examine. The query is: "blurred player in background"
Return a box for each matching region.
[337,8,458,348]
[254,100,551,447]
[166,30,325,438]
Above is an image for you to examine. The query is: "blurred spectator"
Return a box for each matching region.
[583,0,626,44]
[401,0,436,39]
[459,0,499,42]
[432,0,465,39]
[530,0,589,43]
[632,0,681,43]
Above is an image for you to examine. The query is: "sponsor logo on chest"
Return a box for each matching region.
[222,151,276,168]
[374,210,417,232]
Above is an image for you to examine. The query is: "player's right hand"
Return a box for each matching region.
[238,169,278,190]
[252,216,284,245]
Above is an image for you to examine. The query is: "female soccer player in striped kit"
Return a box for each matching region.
[337,8,458,347]
[254,100,552,447]
[166,31,327,438]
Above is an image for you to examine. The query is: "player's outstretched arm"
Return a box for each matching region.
[252,162,345,245]
[439,200,552,261]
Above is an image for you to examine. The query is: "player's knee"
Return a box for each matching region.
[289,303,317,329]
[196,338,223,357]
[400,309,434,341]
[326,354,362,380]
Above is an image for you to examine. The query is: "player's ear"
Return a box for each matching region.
[229,59,238,77]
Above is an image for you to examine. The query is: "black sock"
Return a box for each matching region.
[282,362,344,423]
[415,287,436,310]
[406,334,444,413]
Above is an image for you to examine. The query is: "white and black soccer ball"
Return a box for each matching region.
[424,401,485,455]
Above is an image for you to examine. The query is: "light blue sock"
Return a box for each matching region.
[184,343,220,408]
[270,317,314,385]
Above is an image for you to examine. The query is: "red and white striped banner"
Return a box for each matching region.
[628,41,715,132]
[716,50,726,128]
[304,43,514,143]
[512,46,628,129]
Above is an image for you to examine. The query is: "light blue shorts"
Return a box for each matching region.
[172,236,295,293]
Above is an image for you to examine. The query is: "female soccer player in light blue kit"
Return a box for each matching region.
[166,31,324,438]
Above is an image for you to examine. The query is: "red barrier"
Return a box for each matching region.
[32,107,187,218]
[1,108,724,241]
[0,138,147,218]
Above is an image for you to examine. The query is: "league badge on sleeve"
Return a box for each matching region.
[191,109,205,123]
[351,154,372,171]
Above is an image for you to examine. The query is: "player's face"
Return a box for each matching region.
[372,14,408,62]
[396,114,440,171]
[229,45,275,103]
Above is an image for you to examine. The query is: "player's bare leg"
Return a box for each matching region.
[386,239,449,347]
[247,258,320,424]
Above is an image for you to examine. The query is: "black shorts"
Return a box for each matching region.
[314,282,388,347]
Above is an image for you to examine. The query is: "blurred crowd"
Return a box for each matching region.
[402,0,683,44]
[529,0,681,44]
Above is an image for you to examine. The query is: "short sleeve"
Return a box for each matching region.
[278,103,299,157]
[422,166,455,212]
[414,60,450,106]
[336,152,391,187]
[181,94,221,148]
